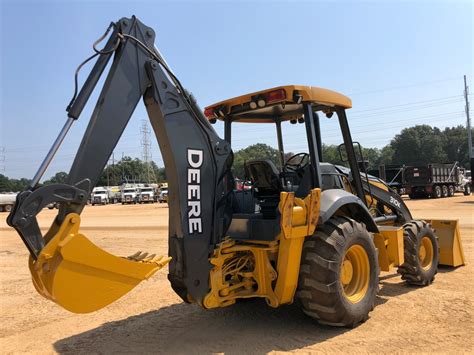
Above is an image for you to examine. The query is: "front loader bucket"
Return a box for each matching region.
[29,213,170,313]
[427,219,465,267]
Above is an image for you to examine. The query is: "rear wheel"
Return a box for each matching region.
[441,185,448,198]
[431,185,442,199]
[297,216,379,327]
[4,205,12,212]
[397,221,438,286]
[448,185,455,197]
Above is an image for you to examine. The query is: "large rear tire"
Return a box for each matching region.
[397,220,438,286]
[447,185,455,197]
[441,185,448,198]
[297,216,379,327]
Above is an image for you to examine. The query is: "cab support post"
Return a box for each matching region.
[303,103,322,188]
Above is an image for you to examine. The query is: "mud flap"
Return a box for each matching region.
[29,213,171,313]
[427,219,465,267]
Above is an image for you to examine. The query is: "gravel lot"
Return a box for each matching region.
[0,195,472,353]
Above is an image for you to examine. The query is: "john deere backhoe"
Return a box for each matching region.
[7,16,465,327]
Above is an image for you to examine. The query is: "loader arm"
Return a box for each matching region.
[8,16,233,310]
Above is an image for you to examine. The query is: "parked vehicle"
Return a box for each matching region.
[90,187,110,205]
[0,192,17,212]
[138,186,155,203]
[121,187,139,204]
[404,162,471,199]
[368,165,405,195]
[108,186,122,204]
[158,188,168,203]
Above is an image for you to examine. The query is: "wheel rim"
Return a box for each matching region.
[340,244,370,304]
[418,236,434,271]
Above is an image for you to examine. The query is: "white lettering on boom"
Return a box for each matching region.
[187,149,203,234]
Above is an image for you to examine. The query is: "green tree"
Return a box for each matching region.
[390,125,447,166]
[443,125,471,168]
[43,171,68,185]
[97,156,167,186]
[232,143,280,178]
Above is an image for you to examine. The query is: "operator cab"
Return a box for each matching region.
[204,85,363,241]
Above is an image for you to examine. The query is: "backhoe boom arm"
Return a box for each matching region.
[8,16,233,305]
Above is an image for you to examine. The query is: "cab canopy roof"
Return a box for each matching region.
[204,85,352,123]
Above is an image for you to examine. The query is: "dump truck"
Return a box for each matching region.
[368,165,405,195]
[6,17,465,327]
[405,162,471,198]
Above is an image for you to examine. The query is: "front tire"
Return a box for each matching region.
[397,220,438,286]
[297,216,379,327]
[464,184,471,196]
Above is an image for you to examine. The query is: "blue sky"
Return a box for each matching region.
[0,0,472,179]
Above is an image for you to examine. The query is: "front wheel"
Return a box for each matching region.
[464,184,471,196]
[297,217,379,327]
[397,220,438,286]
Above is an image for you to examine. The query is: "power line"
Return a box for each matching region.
[347,76,463,97]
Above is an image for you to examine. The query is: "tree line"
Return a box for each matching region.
[0,156,167,192]
[230,125,472,178]
[0,124,471,192]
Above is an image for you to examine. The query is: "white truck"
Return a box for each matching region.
[121,186,139,204]
[0,192,17,212]
[138,186,155,203]
[91,187,110,205]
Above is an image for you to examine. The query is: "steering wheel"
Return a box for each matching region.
[284,153,310,174]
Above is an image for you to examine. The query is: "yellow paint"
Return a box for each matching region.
[274,188,321,305]
[374,226,404,272]
[419,236,434,270]
[427,219,465,267]
[203,239,278,308]
[29,214,170,313]
[205,85,351,123]
[341,244,370,304]
[204,188,321,308]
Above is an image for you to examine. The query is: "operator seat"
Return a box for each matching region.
[244,160,282,219]
[295,163,343,198]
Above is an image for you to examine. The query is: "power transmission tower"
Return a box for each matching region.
[464,75,473,174]
[0,146,5,173]
[140,120,156,183]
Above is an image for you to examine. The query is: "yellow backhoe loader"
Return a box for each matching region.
[7,16,465,327]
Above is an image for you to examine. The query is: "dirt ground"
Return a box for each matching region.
[0,195,472,354]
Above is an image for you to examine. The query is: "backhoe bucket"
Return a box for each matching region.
[427,219,465,267]
[29,213,170,313]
